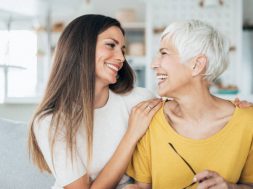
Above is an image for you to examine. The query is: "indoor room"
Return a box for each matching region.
[0,0,253,188]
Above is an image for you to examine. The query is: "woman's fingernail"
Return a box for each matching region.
[193,177,197,182]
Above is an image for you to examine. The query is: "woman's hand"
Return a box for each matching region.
[123,184,141,189]
[127,98,162,141]
[234,98,253,108]
[123,183,151,189]
[195,170,233,189]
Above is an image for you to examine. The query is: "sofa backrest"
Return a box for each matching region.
[0,118,54,189]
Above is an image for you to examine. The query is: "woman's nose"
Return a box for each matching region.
[151,56,160,69]
[115,49,125,63]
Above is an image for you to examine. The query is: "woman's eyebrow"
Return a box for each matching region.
[107,38,126,49]
[159,48,167,52]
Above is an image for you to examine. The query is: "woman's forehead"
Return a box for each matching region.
[160,36,177,52]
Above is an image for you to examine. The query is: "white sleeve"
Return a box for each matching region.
[33,115,87,187]
[123,87,156,113]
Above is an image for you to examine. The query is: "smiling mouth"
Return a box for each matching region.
[106,63,120,72]
[156,74,168,84]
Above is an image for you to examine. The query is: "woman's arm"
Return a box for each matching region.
[123,183,152,189]
[64,99,162,189]
[65,175,90,189]
[90,99,162,189]
[236,184,253,189]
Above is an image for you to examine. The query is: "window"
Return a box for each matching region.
[0,29,40,103]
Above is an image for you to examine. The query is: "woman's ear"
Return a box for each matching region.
[192,55,207,76]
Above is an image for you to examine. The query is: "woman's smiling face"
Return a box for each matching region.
[152,37,193,97]
[95,26,126,86]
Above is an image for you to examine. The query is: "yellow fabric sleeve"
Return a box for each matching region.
[240,141,253,183]
[126,132,151,184]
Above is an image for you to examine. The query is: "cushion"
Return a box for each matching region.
[0,118,54,189]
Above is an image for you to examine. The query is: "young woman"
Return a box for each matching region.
[28,14,162,189]
[126,20,253,189]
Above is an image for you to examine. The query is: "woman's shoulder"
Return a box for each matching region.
[33,114,53,138]
[231,107,253,135]
[236,106,253,121]
[120,87,155,111]
[123,87,155,99]
[34,113,52,127]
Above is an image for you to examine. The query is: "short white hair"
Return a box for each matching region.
[161,20,230,82]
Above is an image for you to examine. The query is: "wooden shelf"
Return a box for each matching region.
[126,55,146,66]
[212,93,253,101]
[121,22,145,30]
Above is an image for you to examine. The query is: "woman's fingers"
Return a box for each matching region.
[128,98,163,140]
[135,98,161,108]
[133,98,162,115]
[234,97,240,107]
[143,99,162,114]
[195,170,230,189]
[122,184,140,189]
[195,170,217,181]
[238,101,253,108]
[233,98,253,108]
[147,100,163,116]
[197,176,222,189]
[195,170,217,189]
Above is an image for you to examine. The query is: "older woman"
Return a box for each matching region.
[126,20,253,189]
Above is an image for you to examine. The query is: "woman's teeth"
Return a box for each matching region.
[106,63,119,72]
[157,74,168,81]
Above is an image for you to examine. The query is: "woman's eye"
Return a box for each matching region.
[106,43,116,48]
[160,51,167,56]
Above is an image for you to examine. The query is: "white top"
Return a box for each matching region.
[34,87,154,189]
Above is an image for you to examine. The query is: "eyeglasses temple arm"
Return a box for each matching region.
[168,143,197,175]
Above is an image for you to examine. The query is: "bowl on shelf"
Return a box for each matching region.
[217,89,239,95]
[128,42,145,56]
[115,8,136,23]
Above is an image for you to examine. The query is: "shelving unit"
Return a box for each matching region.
[142,0,253,101]
[123,21,147,87]
[213,93,253,102]
[126,55,146,67]
[122,22,145,30]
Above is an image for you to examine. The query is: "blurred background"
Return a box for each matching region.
[0,0,253,122]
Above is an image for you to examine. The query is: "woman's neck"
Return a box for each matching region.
[165,85,225,122]
[164,86,235,139]
[173,97,215,120]
[94,84,109,109]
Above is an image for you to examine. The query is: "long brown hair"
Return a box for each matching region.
[28,14,134,173]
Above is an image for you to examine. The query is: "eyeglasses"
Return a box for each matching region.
[168,143,197,189]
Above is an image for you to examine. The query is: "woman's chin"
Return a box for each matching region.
[157,88,165,95]
[157,89,170,98]
[109,78,117,84]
